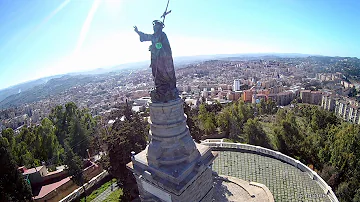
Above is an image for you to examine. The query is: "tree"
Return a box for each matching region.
[50,102,97,158]
[243,118,272,149]
[216,107,231,137]
[274,112,304,158]
[49,105,67,146]
[0,137,32,202]
[1,128,16,156]
[336,182,353,202]
[198,104,217,136]
[102,104,147,201]
[184,102,202,142]
[329,124,359,172]
[203,113,216,136]
[64,143,83,186]
[36,118,64,165]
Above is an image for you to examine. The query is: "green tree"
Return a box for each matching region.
[274,112,304,158]
[102,104,147,201]
[198,104,217,136]
[64,143,83,186]
[49,105,67,146]
[1,128,16,156]
[67,114,90,158]
[36,118,64,165]
[203,113,216,136]
[243,118,272,149]
[329,123,360,181]
[0,137,32,202]
[50,102,96,158]
[336,182,353,202]
[216,107,231,137]
[184,102,202,142]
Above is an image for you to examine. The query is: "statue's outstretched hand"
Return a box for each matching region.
[134,26,139,33]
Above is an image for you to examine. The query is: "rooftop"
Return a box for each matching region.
[33,177,71,200]
[21,165,44,175]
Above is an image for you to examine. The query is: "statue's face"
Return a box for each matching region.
[153,24,162,33]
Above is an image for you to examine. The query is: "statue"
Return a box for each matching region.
[134,20,179,103]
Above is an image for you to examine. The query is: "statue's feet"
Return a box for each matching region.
[150,88,179,103]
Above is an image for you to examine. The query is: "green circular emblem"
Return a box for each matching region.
[155,42,162,49]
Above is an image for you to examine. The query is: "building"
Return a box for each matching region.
[348,105,360,124]
[269,85,284,94]
[19,166,49,186]
[277,91,294,106]
[261,79,277,89]
[19,160,103,202]
[252,94,267,104]
[210,88,217,97]
[227,91,242,101]
[300,90,322,105]
[227,91,235,101]
[341,81,354,88]
[201,89,209,98]
[268,94,277,103]
[218,90,229,100]
[183,85,191,92]
[219,84,231,91]
[257,89,270,95]
[300,90,311,103]
[133,97,151,106]
[310,91,323,105]
[233,79,241,91]
[243,90,254,103]
[321,95,336,111]
[323,95,360,125]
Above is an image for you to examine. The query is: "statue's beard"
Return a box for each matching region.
[153,28,162,34]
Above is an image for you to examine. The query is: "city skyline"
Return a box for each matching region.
[1,0,360,90]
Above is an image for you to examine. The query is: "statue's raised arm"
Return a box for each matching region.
[134,26,153,42]
[134,20,178,103]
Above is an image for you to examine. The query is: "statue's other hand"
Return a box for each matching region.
[133,26,139,33]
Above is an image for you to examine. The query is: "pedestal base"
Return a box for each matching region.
[127,144,217,202]
[126,98,218,201]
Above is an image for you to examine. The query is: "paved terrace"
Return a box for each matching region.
[203,140,338,202]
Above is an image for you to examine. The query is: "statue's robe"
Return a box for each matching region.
[138,31,178,102]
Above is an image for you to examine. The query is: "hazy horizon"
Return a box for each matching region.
[1,0,360,90]
[0,52,332,91]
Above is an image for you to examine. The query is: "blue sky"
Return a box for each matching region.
[0,0,360,90]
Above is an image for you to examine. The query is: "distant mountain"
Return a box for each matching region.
[0,75,64,103]
[0,75,95,109]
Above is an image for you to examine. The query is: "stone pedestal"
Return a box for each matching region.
[127,98,217,202]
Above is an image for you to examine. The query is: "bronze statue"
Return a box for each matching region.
[134,20,178,103]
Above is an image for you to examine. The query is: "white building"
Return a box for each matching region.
[233,79,241,91]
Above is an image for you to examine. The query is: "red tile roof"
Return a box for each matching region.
[23,166,44,175]
[33,177,71,199]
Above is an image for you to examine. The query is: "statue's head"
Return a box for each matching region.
[153,20,164,33]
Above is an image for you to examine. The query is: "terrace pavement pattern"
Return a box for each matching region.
[212,150,331,202]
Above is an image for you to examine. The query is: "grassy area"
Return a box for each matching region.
[80,178,116,202]
[103,188,123,202]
